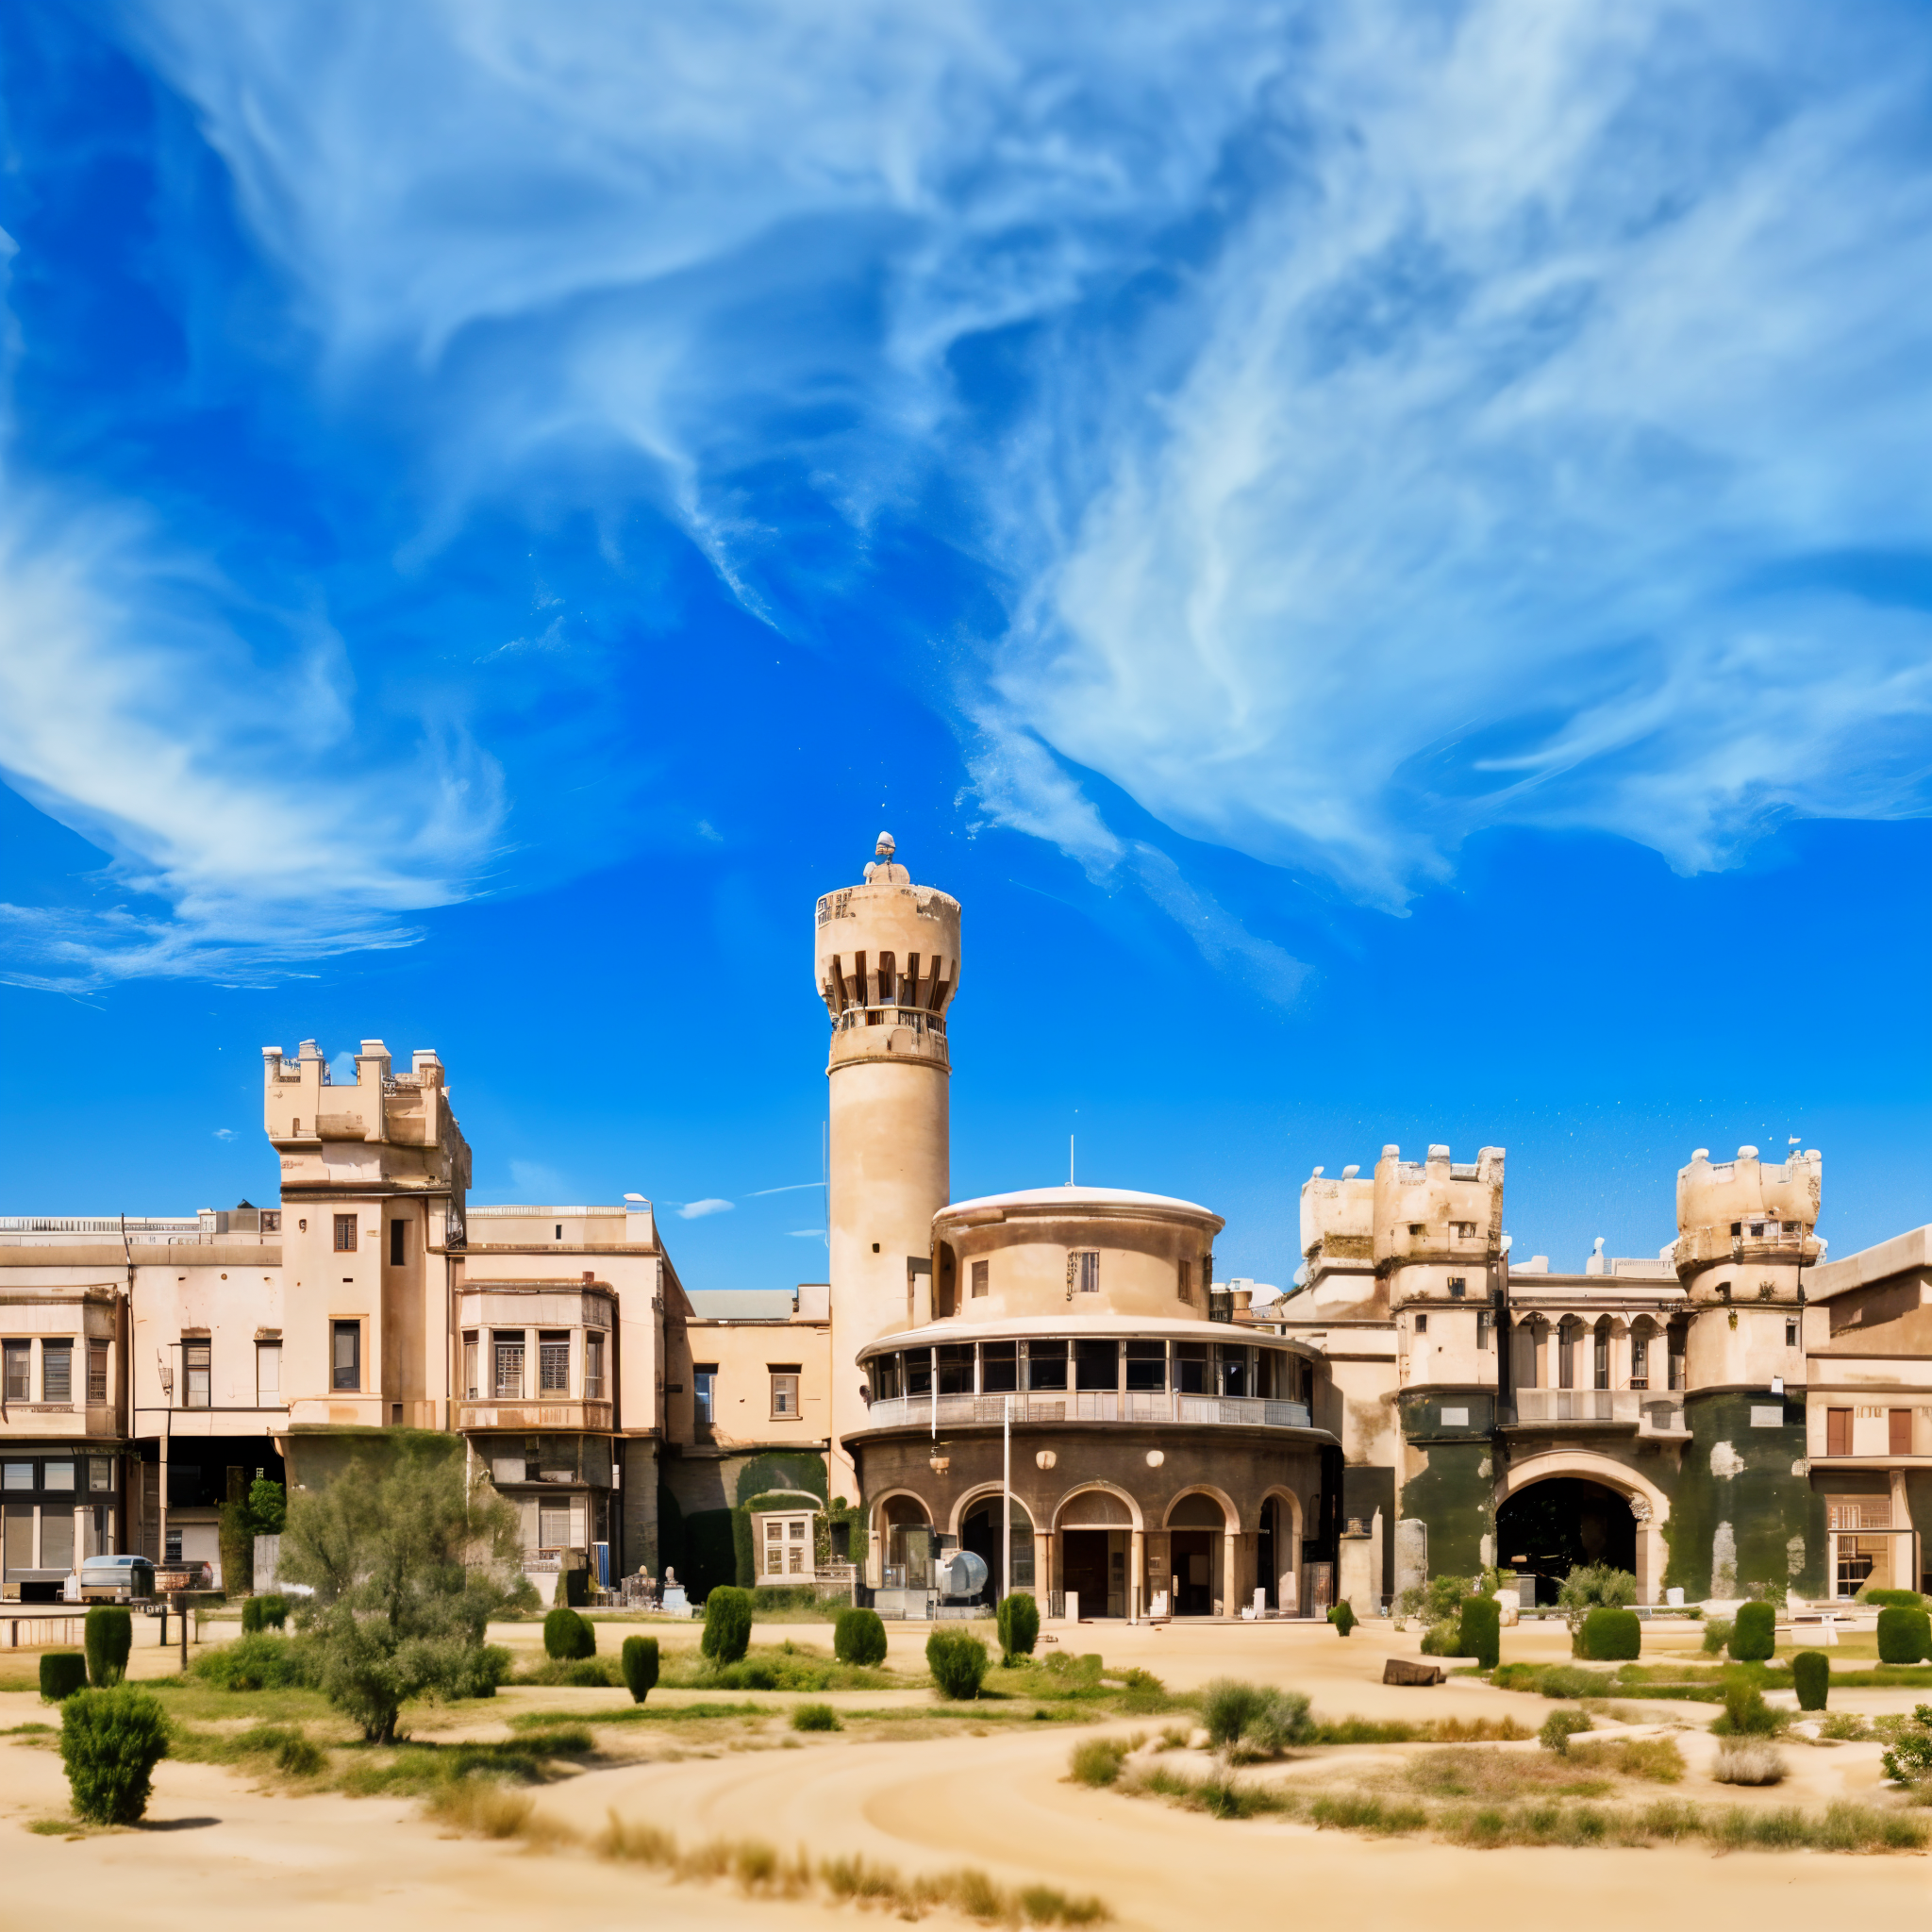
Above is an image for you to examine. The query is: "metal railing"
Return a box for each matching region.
[860,1391,1311,1431]
[1509,1390,1685,1431]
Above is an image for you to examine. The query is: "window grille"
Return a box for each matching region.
[493,1337,525,1400]
[88,1342,109,1403]
[333,1214,358,1253]
[539,1334,570,1393]
[42,1341,72,1404]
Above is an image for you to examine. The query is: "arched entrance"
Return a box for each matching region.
[958,1491,1035,1605]
[1495,1475,1637,1606]
[874,1491,933,1589]
[1165,1491,1231,1617]
[1057,1488,1137,1618]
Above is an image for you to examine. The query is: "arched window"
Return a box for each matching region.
[1592,1318,1611,1391]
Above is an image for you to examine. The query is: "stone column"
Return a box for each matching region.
[1221,1531,1239,1617]
[1034,1530,1054,1610]
[1129,1527,1144,1622]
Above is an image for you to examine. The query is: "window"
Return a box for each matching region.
[584,1332,605,1400]
[1408,1223,1425,1238]
[979,1341,1017,1394]
[1177,1258,1193,1303]
[42,1341,72,1404]
[90,1457,112,1491]
[1667,1327,1686,1391]
[493,1334,525,1399]
[333,1214,358,1253]
[1124,1340,1166,1392]
[1593,1325,1609,1391]
[1447,1277,1467,1299]
[1174,1342,1208,1394]
[1025,1340,1068,1392]
[389,1219,407,1266]
[183,1340,210,1409]
[1476,1310,1492,1350]
[1452,1222,1477,1240]
[1630,1332,1649,1387]
[256,1342,281,1406]
[539,1504,572,1548]
[554,1224,562,1241]
[1074,1338,1118,1391]
[871,1352,902,1401]
[1786,1320,1799,1347]
[770,1365,801,1417]
[1826,1407,1851,1457]
[1069,1250,1101,1293]
[43,1459,75,1491]
[2,1341,27,1401]
[1217,1345,1252,1398]
[936,1343,973,1396]
[1731,1222,1741,1236]
[1414,1313,1428,1335]
[539,1333,571,1393]
[87,1342,108,1404]
[3,1461,29,1490]
[971,1258,989,1298]
[462,1332,478,1400]
[332,1320,361,1391]
[693,1364,718,1426]
[261,1210,281,1233]
[165,1528,183,1563]
[1890,1409,1913,1456]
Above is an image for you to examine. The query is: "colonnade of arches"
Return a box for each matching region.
[870,1479,1307,1619]
[1507,1311,1686,1392]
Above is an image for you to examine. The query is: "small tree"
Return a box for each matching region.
[834,1606,888,1667]
[701,1586,755,1665]
[1792,1650,1829,1711]
[926,1628,989,1700]
[84,1606,132,1688]
[61,1687,170,1824]
[277,1441,536,1744]
[41,1654,90,1702]
[621,1635,659,1703]
[248,1477,288,1536]
[997,1592,1040,1663]
[1329,1600,1357,1637]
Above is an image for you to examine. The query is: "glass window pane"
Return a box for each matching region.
[905,1352,932,1398]
[43,1460,75,1491]
[4,1341,30,1400]
[1124,1341,1165,1391]
[936,1342,973,1395]
[979,1341,1017,1393]
[90,1458,113,1491]
[3,1462,31,1491]
[871,1353,901,1402]
[1174,1342,1208,1395]
[1074,1338,1118,1391]
[42,1342,73,1404]
[1024,1340,1067,1391]
[539,1337,570,1392]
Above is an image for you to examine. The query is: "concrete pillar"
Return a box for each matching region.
[1034,1530,1053,1609]
[1393,1518,1428,1604]
[1129,1527,1144,1622]
[1339,1526,1377,1622]
[1221,1531,1238,1617]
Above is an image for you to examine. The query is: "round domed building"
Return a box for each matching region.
[818,836,1341,1619]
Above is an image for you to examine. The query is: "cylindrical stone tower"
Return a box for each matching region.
[816,833,961,1502]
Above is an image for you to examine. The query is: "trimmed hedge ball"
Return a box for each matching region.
[834,1607,888,1668]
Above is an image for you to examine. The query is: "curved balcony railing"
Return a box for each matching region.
[857,1391,1313,1432]
[832,1005,946,1036]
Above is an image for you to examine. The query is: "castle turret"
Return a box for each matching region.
[817,835,960,1501]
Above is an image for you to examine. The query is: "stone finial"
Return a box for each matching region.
[875,831,896,858]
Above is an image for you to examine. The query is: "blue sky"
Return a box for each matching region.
[2,3,1929,1289]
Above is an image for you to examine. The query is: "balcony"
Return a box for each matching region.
[458,1398,613,1434]
[857,1391,1313,1432]
[1507,1390,1686,1434]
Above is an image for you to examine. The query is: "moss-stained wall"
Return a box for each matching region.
[1396,1393,1495,1578]
[1663,1392,1824,1598]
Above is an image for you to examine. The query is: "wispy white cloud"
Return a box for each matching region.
[746,1182,824,1197]
[0,494,506,991]
[30,0,1932,986]
[676,1197,735,1220]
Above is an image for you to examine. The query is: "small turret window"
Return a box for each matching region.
[971,1259,989,1297]
[1069,1251,1100,1294]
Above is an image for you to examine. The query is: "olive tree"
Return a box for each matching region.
[279,1443,534,1743]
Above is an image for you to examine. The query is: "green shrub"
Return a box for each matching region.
[1860,1588,1924,1608]
[997,1592,1040,1662]
[84,1607,132,1688]
[1200,1679,1312,1758]
[833,1607,888,1667]
[620,1635,659,1704]
[1729,1601,1776,1662]
[247,1477,287,1536]
[1539,1709,1592,1755]
[1716,1671,1780,1736]
[792,1702,841,1732]
[191,1632,316,1691]
[242,1595,266,1635]
[1578,1607,1641,1661]
[41,1653,90,1702]
[1557,1563,1637,1635]
[60,1687,170,1824]
[1329,1601,1357,1638]
[1700,1617,1734,1655]
[1069,1738,1129,1787]
[1418,1618,1459,1656]
[257,1594,290,1630]
[1877,1606,1932,1665]
[702,1586,755,1665]
[542,1607,596,1660]
[1460,1596,1501,1669]
[1792,1649,1829,1711]
[1879,1704,1932,1786]
[926,1629,990,1701]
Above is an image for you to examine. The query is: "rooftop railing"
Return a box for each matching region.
[858,1391,1312,1432]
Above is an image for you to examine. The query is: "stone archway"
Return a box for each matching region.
[1257,1485,1304,1613]
[1494,1452,1671,1604]
[950,1483,1035,1602]
[1055,1485,1139,1619]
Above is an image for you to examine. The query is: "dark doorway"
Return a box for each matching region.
[1170,1529,1215,1616]
[1495,1477,1637,1605]
[1061,1530,1109,1614]
[1257,1500,1277,1610]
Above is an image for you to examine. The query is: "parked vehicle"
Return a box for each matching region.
[77,1555,157,1602]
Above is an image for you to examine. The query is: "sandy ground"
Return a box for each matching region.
[2,1613,1926,1930]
